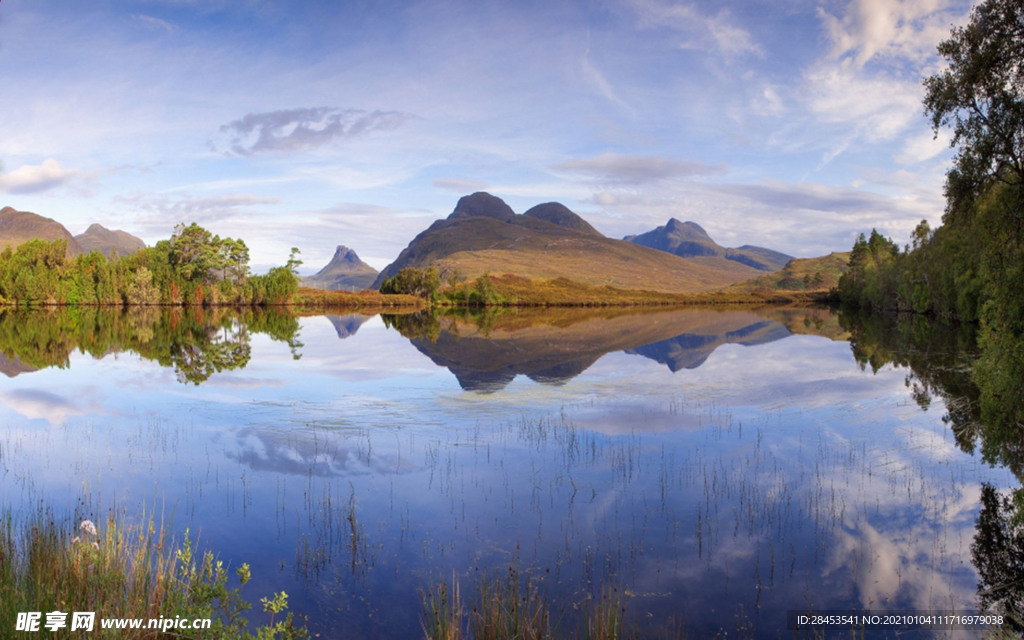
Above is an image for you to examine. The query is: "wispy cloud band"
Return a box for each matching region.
[219,107,416,156]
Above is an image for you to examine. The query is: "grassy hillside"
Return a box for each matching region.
[436,242,761,294]
[729,252,850,294]
[440,273,808,306]
[293,286,423,310]
[375,194,763,294]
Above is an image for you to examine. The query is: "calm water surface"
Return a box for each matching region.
[0,307,1013,638]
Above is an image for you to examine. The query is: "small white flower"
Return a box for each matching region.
[92,542,100,551]
[79,520,97,537]
[71,536,80,545]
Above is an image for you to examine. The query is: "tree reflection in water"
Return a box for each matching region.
[0,306,302,384]
[841,310,1024,624]
[974,483,1024,630]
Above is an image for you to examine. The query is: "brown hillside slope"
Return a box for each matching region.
[0,206,83,256]
[74,223,146,258]
[729,252,850,293]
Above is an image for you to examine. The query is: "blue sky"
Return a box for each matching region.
[0,0,971,271]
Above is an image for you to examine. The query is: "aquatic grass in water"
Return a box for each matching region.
[422,574,465,640]
[0,507,307,639]
[422,568,642,640]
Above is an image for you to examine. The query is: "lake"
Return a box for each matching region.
[0,305,1015,638]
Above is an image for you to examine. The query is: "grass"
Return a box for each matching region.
[294,271,837,309]
[728,252,850,296]
[436,274,823,308]
[290,286,424,310]
[0,507,307,639]
[422,566,640,640]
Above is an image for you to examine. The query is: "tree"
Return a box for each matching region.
[221,238,250,285]
[170,223,219,283]
[379,266,440,299]
[127,266,161,305]
[923,0,1024,219]
[285,247,302,275]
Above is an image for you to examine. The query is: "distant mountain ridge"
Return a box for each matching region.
[74,223,146,258]
[0,206,145,258]
[371,192,761,293]
[624,218,792,272]
[0,206,83,256]
[302,245,379,291]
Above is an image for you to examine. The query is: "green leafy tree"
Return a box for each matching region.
[222,237,251,284]
[127,266,161,305]
[286,247,302,275]
[170,223,219,283]
[380,266,441,299]
[923,0,1024,218]
[0,226,294,308]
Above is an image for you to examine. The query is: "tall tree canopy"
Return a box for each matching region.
[924,0,1024,219]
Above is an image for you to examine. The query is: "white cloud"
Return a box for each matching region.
[623,0,762,58]
[793,0,969,169]
[804,60,922,145]
[131,14,178,33]
[818,0,965,69]
[575,174,942,257]
[754,84,785,118]
[0,158,80,194]
[552,152,726,184]
[433,178,488,193]
[894,128,952,165]
[118,193,282,236]
[580,51,635,113]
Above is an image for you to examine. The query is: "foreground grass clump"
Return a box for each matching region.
[422,566,636,640]
[0,510,307,639]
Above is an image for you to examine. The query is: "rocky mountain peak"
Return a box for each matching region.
[522,202,602,236]
[449,192,516,222]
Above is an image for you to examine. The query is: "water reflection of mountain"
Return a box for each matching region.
[325,314,372,340]
[394,308,832,391]
[626,320,792,371]
[412,330,600,391]
[0,352,37,378]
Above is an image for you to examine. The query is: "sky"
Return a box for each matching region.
[0,0,973,272]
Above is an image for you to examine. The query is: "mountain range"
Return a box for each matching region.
[368,192,771,294]
[0,206,145,258]
[623,218,791,272]
[6,195,799,296]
